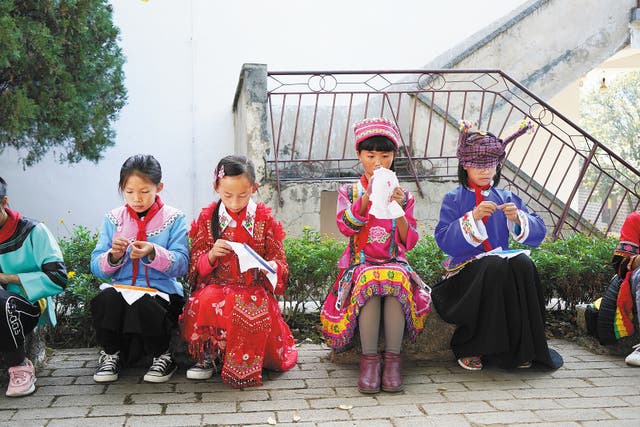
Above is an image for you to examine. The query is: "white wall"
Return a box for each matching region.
[0,0,525,237]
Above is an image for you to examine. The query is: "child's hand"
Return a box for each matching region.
[497,203,520,224]
[472,201,498,221]
[390,187,405,206]
[110,237,130,261]
[130,241,155,260]
[208,239,232,264]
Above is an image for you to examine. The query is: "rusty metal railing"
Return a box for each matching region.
[266,70,640,239]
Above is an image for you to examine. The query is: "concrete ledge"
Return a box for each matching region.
[329,306,456,364]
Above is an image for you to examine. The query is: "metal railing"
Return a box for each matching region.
[266,70,640,239]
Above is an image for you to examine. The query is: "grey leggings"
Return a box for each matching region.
[358,296,406,355]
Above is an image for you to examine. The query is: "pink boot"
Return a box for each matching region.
[382,352,403,392]
[358,353,381,394]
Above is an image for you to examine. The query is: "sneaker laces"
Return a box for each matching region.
[149,351,173,372]
[97,351,119,372]
[193,360,215,370]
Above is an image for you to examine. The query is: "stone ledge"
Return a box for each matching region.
[328,306,456,364]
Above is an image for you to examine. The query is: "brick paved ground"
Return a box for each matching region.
[0,339,639,426]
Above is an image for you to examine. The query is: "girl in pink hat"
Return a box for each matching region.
[321,117,431,393]
[431,120,562,371]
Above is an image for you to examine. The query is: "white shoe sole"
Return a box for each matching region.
[186,369,214,380]
[93,373,119,383]
[143,366,177,383]
[5,381,36,397]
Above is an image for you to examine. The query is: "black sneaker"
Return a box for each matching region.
[93,350,121,383]
[143,350,177,383]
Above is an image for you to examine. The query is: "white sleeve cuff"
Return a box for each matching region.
[459,210,488,247]
[509,210,530,242]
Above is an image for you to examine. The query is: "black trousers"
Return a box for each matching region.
[90,287,184,366]
[0,288,41,366]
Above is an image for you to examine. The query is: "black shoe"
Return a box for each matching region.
[93,350,121,383]
[143,350,177,383]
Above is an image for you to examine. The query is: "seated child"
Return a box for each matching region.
[90,155,189,383]
[0,176,67,397]
[180,155,298,388]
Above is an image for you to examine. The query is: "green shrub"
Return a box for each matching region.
[48,225,101,347]
[530,234,617,309]
[405,235,447,286]
[283,227,345,322]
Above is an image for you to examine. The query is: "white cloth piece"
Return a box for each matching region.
[369,167,403,219]
[227,241,277,290]
[99,283,169,305]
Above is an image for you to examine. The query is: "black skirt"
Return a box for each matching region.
[90,287,184,365]
[431,254,562,369]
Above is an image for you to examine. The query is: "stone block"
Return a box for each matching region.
[329,305,456,364]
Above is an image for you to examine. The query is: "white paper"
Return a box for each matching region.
[369,167,403,219]
[475,246,530,260]
[227,241,278,290]
[99,282,170,305]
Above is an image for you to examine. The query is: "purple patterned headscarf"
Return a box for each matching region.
[456,120,535,168]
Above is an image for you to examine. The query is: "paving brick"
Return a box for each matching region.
[202,389,269,402]
[48,416,127,426]
[125,415,203,426]
[12,406,89,420]
[202,410,276,425]
[270,387,336,400]
[403,381,467,394]
[130,392,198,404]
[0,395,53,409]
[442,389,512,402]
[604,406,640,419]
[534,408,612,422]
[573,386,638,397]
[34,384,106,396]
[52,394,127,406]
[89,403,163,416]
[277,408,352,423]
[555,396,628,408]
[489,398,561,411]
[465,409,541,424]
[463,379,531,390]
[321,421,393,427]
[423,400,495,415]
[377,393,447,405]
[165,401,236,414]
[550,369,611,378]
[524,377,591,388]
[510,388,579,399]
[308,396,377,409]
[239,398,308,412]
[581,421,640,427]
[350,404,423,419]
[393,414,471,427]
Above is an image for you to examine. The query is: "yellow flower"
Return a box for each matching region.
[59,219,65,224]
[67,271,76,279]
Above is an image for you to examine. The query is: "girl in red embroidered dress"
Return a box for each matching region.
[180,155,298,388]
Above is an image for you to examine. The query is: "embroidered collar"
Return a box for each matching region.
[465,184,491,197]
[218,198,257,237]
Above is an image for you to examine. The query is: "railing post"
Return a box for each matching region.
[233,63,271,184]
[552,143,598,239]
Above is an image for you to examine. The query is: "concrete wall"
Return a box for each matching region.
[0,0,528,238]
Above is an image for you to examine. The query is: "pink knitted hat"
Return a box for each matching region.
[353,117,400,150]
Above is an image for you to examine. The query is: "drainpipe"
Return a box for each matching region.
[631,1,640,48]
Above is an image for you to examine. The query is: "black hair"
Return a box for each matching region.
[458,164,502,189]
[357,136,396,153]
[357,136,397,172]
[118,154,162,192]
[0,177,6,198]
[211,155,257,240]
